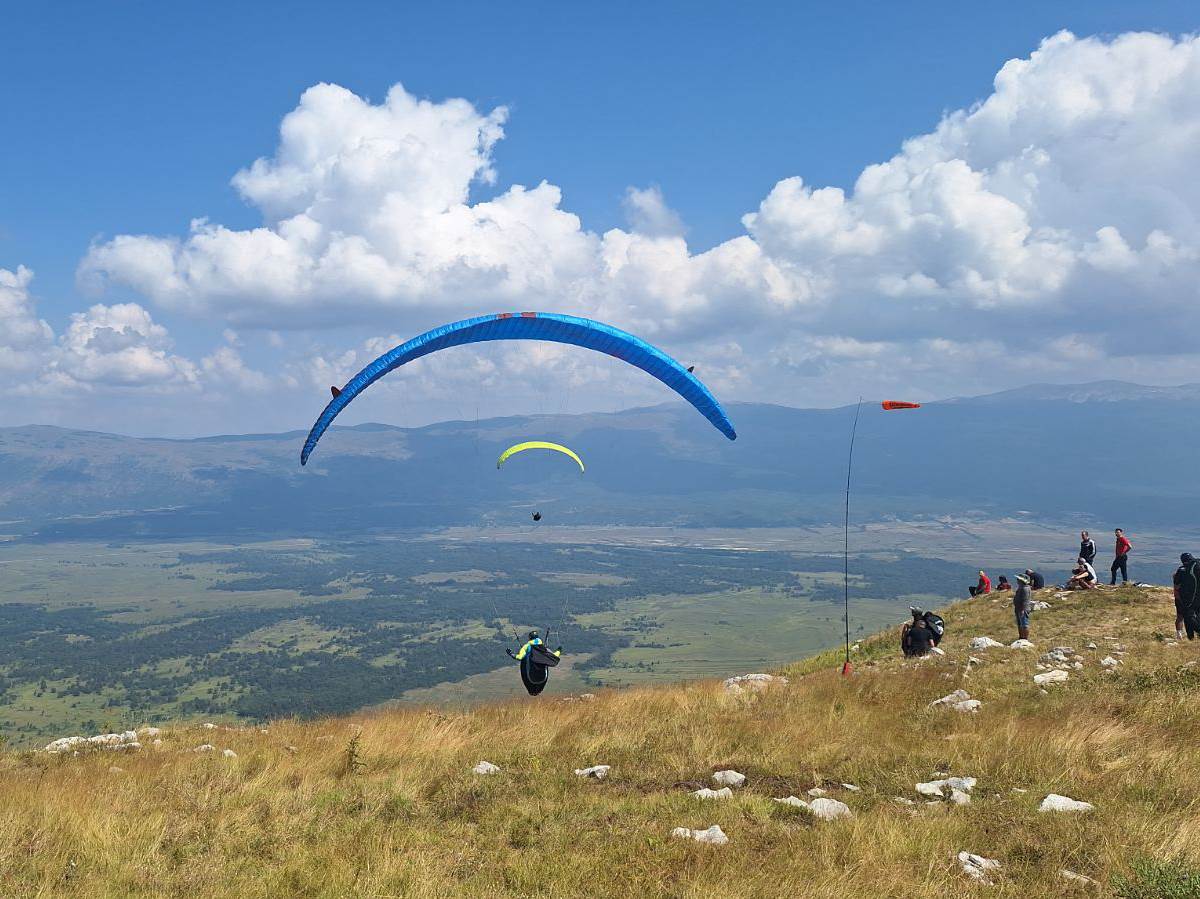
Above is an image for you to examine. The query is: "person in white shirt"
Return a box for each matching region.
[1066,557,1098,590]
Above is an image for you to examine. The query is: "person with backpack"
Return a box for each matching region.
[901,609,935,657]
[1013,574,1033,641]
[1111,528,1132,585]
[1173,553,1200,640]
[1024,569,1046,590]
[969,570,992,597]
[995,576,1012,591]
[1079,531,1097,567]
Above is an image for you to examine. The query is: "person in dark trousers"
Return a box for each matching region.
[1024,568,1046,590]
[901,609,934,657]
[1173,553,1200,640]
[1079,531,1097,567]
[1111,528,1132,585]
[1013,574,1033,641]
[969,570,992,597]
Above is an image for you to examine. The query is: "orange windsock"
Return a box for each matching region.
[881,400,921,411]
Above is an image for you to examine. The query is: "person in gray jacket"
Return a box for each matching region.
[1013,574,1033,641]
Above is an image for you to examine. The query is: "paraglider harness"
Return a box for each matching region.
[507,631,562,696]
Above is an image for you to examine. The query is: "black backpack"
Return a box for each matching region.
[923,611,945,639]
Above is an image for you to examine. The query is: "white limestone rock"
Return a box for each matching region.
[193,744,215,753]
[722,673,788,694]
[808,798,852,821]
[691,787,733,800]
[1034,669,1069,685]
[773,796,809,809]
[952,699,982,713]
[917,776,976,799]
[222,748,237,758]
[1060,869,1099,886]
[1101,656,1120,668]
[44,736,88,753]
[1010,639,1036,649]
[929,689,970,708]
[671,824,728,845]
[712,770,746,788]
[806,787,828,797]
[959,852,1002,885]
[1039,794,1094,813]
[574,765,610,780]
[970,637,1005,650]
[472,761,500,776]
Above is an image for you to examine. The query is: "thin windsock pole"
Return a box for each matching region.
[843,397,863,675]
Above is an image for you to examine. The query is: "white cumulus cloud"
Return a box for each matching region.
[0,266,55,375]
[0,268,270,399]
[70,31,1200,413]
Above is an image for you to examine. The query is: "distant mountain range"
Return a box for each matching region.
[1,381,1197,540]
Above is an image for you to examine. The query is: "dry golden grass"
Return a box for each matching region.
[3,585,1200,897]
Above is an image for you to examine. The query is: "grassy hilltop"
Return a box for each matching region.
[2,585,1199,897]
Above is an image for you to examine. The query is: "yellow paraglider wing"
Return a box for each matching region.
[496,442,585,473]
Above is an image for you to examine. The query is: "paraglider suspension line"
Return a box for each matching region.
[843,398,863,670]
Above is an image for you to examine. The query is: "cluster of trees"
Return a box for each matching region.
[1,541,965,734]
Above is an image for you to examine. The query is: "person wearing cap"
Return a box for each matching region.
[1024,568,1045,590]
[969,570,992,597]
[1173,553,1200,640]
[1013,574,1033,641]
[1066,557,1098,590]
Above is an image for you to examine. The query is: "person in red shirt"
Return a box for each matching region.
[969,570,992,596]
[1111,528,1132,585]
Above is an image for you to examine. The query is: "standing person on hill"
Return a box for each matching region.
[1173,553,1200,640]
[1079,531,1097,567]
[1013,574,1033,641]
[1111,528,1132,585]
[969,570,992,597]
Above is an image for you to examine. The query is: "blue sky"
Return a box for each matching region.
[2,2,1199,435]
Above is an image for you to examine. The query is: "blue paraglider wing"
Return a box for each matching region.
[301,312,736,465]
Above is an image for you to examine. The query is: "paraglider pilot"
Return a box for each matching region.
[508,630,562,662]
[507,630,562,696]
